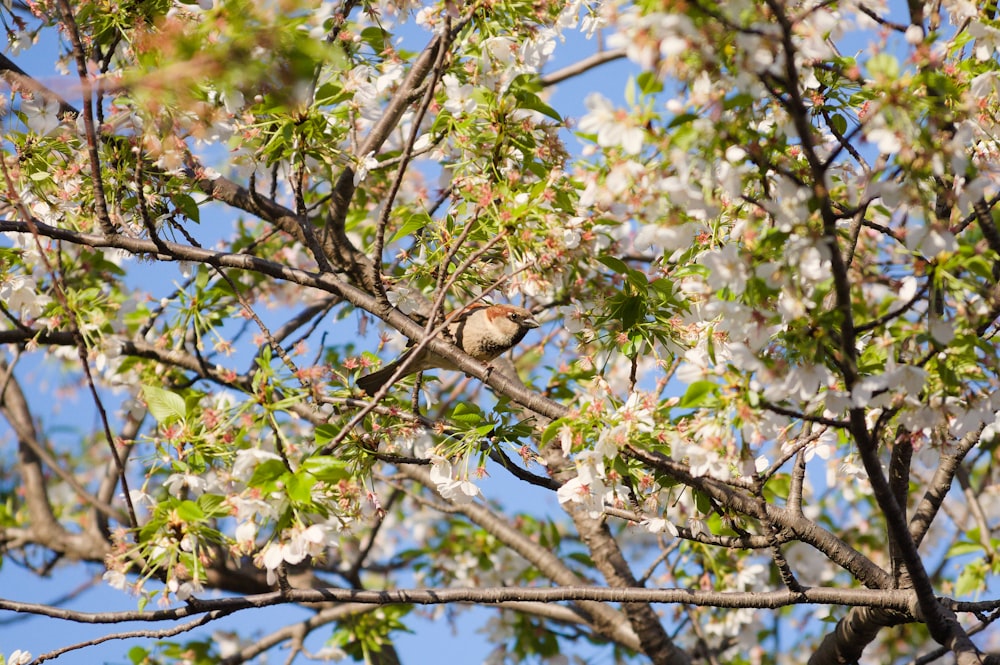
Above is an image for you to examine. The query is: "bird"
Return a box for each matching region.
[357,303,539,396]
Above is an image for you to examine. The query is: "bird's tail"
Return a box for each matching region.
[356,361,401,396]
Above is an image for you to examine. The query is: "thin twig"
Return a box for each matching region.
[31,610,228,665]
[54,0,115,235]
[541,48,627,87]
[371,15,453,301]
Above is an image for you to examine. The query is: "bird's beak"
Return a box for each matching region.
[524,316,540,329]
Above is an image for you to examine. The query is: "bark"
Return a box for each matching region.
[540,443,690,665]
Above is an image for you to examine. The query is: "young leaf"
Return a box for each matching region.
[142,385,187,424]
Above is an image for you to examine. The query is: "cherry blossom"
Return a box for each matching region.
[556,451,607,517]
[7,650,32,665]
[429,455,482,504]
[701,245,749,295]
[21,96,61,135]
[577,93,644,155]
[0,275,51,320]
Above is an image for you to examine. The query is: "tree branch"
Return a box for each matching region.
[397,465,641,652]
[622,444,893,589]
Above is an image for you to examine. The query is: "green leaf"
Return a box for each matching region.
[649,278,674,296]
[452,402,484,424]
[360,26,387,53]
[667,112,699,128]
[127,646,150,665]
[830,113,847,136]
[621,330,646,358]
[637,71,663,95]
[314,424,338,445]
[624,267,649,290]
[313,81,346,105]
[301,455,351,482]
[248,459,287,487]
[172,192,200,223]
[142,385,187,424]
[867,53,900,80]
[176,499,205,522]
[947,540,983,557]
[963,254,995,281]
[540,417,571,446]
[679,381,717,408]
[391,211,432,243]
[474,423,496,436]
[693,490,712,514]
[198,493,228,518]
[608,293,647,330]
[598,255,629,275]
[513,90,562,121]
[286,472,316,503]
[722,92,754,110]
[956,558,986,596]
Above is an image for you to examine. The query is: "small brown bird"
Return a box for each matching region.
[357,303,539,396]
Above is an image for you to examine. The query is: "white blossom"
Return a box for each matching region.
[765,364,831,403]
[260,524,335,584]
[7,650,32,665]
[906,225,957,258]
[0,275,51,320]
[606,9,696,67]
[642,517,678,537]
[868,125,901,154]
[581,13,604,38]
[969,20,1000,60]
[701,245,749,294]
[375,62,404,93]
[353,151,379,185]
[429,455,482,504]
[929,317,955,345]
[520,28,558,73]
[685,442,730,480]
[578,93,644,155]
[905,24,924,44]
[168,578,203,600]
[21,96,61,135]
[103,569,128,591]
[442,74,476,115]
[556,451,606,517]
[232,449,282,481]
[386,286,428,316]
[235,520,258,545]
[164,473,210,498]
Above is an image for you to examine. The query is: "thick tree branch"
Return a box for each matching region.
[0,361,110,561]
[0,219,568,421]
[324,14,474,288]
[622,444,893,589]
[0,54,78,118]
[0,585,933,622]
[397,465,641,652]
[539,442,689,664]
